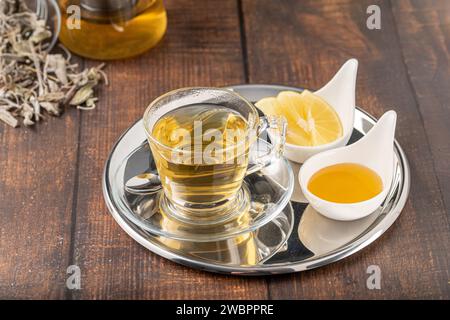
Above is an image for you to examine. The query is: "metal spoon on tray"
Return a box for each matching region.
[125,172,162,194]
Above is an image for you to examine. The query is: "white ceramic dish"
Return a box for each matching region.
[299,110,397,221]
[283,59,358,163]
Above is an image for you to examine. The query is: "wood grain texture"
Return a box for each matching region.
[68,0,268,299]
[391,0,450,229]
[1,0,449,300]
[242,0,450,299]
[0,103,80,298]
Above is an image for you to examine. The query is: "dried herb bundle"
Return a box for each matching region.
[0,0,107,128]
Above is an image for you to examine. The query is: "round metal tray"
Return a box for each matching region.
[103,84,410,275]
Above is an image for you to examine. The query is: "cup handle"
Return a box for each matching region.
[246,115,287,175]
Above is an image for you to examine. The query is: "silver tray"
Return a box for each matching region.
[103,84,410,275]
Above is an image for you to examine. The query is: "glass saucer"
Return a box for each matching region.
[107,131,294,242]
[130,200,294,266]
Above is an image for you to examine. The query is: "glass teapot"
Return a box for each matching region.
[58,0,167,60]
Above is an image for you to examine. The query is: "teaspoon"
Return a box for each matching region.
[125,172,162,194]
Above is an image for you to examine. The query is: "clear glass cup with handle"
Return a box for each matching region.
[143,87,286,225]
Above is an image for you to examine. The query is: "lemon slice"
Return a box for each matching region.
[256,90,343,146]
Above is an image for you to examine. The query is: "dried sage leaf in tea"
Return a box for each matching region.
[0,0,108,128]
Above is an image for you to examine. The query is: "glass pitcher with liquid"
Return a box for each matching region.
[58,0,167,60]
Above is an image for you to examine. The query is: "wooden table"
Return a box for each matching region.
[1,0,449,300]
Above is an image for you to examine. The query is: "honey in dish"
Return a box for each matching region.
[307,163,383,203]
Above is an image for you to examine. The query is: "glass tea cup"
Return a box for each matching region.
[143,87,286,224]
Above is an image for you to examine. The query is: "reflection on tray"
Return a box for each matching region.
[123,142,294,266]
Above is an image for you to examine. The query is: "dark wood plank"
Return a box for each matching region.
[242,0,450,299]
[391,0,450,229]
[0,105,80,298]
[69,0,268,299]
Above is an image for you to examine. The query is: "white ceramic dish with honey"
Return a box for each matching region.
[299,110,397,221]
[283,59,358,163]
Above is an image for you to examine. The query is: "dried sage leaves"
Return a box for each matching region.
[0,0,107,128]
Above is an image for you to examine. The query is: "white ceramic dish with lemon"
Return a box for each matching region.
[257,59,358,163]
[299,111,397,221]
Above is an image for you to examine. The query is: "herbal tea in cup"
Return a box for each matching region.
[143,88,286,223]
